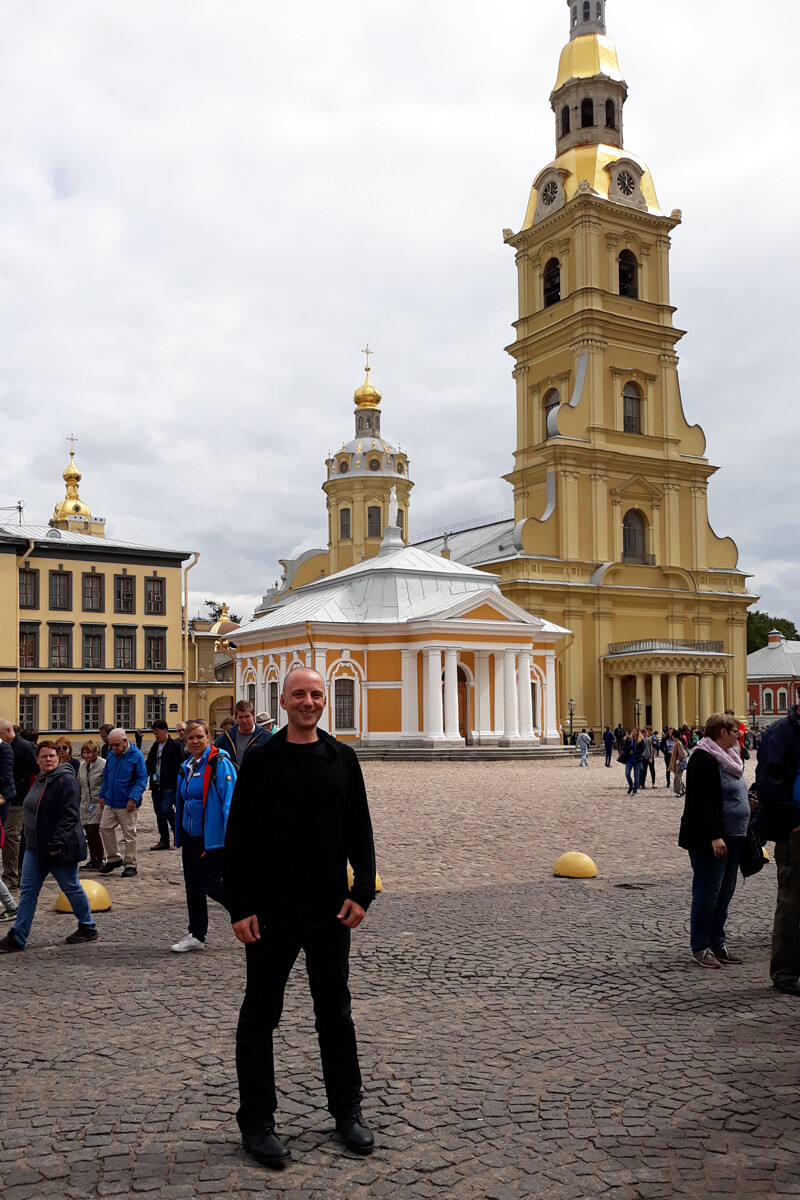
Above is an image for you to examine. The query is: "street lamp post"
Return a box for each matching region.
[568,697,575,741]
[635,696,642,728]
[749,697,756,730]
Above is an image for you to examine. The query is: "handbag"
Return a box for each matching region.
[740,821,767,879]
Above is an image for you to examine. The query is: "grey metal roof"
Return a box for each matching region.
[233,538,568,638]
[0,524,192,559]
[747,639,800,679]
[414,518,518,566]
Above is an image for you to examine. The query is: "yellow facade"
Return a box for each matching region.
[1,452,193,736]
[483,8,755,730]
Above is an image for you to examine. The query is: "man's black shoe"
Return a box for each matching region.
[65,925,99,945]
[0,933,23,954]
[335,1111,375,1155]
[121,866,138,878]
[100,859,123,874]
[241,1128,291,1167]
[773,978,800,995]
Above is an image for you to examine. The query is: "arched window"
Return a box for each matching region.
[622,510,647,563]
[367,506,381,538]
[778,689,788,712]
[623,381,642,434]
[561,105,570,136]
[605,99,616,129]
[619,249,639,298]
[334,678,355,730]
[543,257,561,307]
[764,690,774,714]
[572,5,578,28]
[596,2,603,20]
[581,98,594,128]
[397,508,404,534]
[583,1,591,19]
[339,508,351,540]
[543,388,560,438]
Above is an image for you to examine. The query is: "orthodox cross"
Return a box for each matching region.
[67,432,78,457]
[362,344,373,371]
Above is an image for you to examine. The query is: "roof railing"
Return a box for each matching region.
[608,639,725,655]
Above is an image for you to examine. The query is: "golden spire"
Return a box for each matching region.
[52,434,93,521]
[354,344,382,409]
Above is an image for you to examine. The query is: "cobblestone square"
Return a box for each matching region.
[2,756,799,1199]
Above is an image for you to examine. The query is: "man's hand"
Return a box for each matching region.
[99,798,105,810]
[232,915,260,944]
[337,899,365,929]
[126,799,136,813]
[711,837,727,858]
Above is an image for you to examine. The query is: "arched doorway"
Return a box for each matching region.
[457,667,471,743]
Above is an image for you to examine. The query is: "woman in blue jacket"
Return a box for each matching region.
[172,720,236,953]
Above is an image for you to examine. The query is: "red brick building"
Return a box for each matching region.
[746,630,800,727]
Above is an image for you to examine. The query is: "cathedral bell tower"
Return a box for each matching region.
[490,0,753,730]
[323,350,413,574]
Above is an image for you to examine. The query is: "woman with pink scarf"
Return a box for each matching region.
[678,712,753,969]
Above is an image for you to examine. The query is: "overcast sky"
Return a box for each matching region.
[1,0,797,625]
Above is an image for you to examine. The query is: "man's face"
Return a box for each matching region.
[109,734,128,756]
[153,727,168,744]
[0,722,12,744]
[100,730,110,745]
[281,670,326,732]
[236,710,255,734]
[176,724,186,741]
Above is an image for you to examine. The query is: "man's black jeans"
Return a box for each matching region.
[179,833,227,941]
[236,919,362,1129]
[152,785,176,845]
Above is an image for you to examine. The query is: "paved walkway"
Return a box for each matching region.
[2,756,799,1199]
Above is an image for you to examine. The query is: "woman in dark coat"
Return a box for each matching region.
[678,712,752,969]
[0,741,98,953]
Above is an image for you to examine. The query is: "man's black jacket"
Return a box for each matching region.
[8,733,37,805]
[223,726,376,926]
[145,736,184,792]
[753,706,800,841]
[0,740,15,803]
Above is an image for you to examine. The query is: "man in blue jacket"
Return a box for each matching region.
[216,700,271,767]
[99,728,148,878]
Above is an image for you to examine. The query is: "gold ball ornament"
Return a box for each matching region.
[553,851,598,879]
[55,880,112,913]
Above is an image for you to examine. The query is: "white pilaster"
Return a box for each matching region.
[474,651,492,742]
[314,650,329,732]
[518,650,535,741]
[493,653,505,735]
[544,648,559,744]
[401,649,418,737]
[502,650,521,742]
[278,653,288,728]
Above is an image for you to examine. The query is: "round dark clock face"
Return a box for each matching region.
[617,170,635,196]
[542,181,558,206]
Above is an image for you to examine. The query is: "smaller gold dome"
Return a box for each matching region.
[354,366,382,409]
[52,449,93,521]
[554,33,624,91]
[210,603,240,637]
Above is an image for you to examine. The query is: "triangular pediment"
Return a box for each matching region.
[413,589,545,627]
[610,474,664,501]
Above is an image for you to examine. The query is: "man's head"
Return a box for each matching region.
[151,718,169,745]
[176,722,187,741]
[255,711,271,727]
[235,700,256,734]
[99,723,113,745]
[220,716,235,732]
[0,718,14,744]
[280,666,326,738]
[108,728,129,756]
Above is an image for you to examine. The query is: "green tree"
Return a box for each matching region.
[747,610,799,654]
[203,599,242,624]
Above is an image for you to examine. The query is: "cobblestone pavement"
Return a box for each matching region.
[3,756,800,1199]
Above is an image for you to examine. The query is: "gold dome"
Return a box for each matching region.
[354,366,382,409]
[522,143,663,229]
[210,603,240,636]
[52,448,93,521]
[554,33,624,91]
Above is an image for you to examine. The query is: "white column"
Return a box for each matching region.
[401,649,418,737]
[278,653,288,727]
[493,653,505,735]
[650,673,663,734]
[256,655,265,711]
[443,648,461,741]
[423,648,445,740]
[474,651,492,741]
[518,649,534,740]
[502,650,520,741]
[314,650,329,732]
[544,648,559,743]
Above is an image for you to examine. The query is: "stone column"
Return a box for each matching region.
[502,650,520,742]
[699,673,712,725]
[667,673,679,729]
[518,650,535,740]
[401,649,418,737]
[650,673,663,733]
[611,675,623,726]
[474,651,492,742]
[423,648,445,741]
[715,673,726,714]
[493,653,505,735]
[635,674,647,725]
[544,648,559,744]
[612,497,623,562]
[443,648,461,741]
